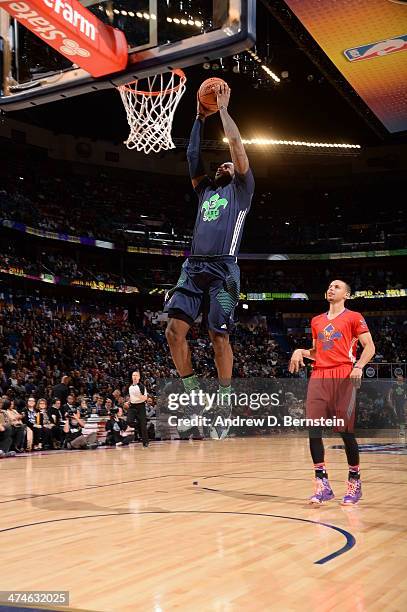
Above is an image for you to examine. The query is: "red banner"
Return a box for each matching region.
[0,0,128,77]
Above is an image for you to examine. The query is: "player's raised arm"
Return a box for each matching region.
[216,83,249,175]
[186,94,216,189]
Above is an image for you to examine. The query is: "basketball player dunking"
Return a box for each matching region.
[289,280,375,504]
[164,82,254,438]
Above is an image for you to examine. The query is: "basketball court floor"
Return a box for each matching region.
[1,436,406,611]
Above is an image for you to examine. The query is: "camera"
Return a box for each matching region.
[67,406,78,417]
[109,406,120,416]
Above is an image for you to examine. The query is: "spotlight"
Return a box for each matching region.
[203,62,211,70]
[242,303,249,310]
[281,71,289,79]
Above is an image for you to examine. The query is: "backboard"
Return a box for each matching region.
[0,0,255,110]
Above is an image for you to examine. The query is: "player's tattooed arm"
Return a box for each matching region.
[216,83,249,175]
[289,341,316,373]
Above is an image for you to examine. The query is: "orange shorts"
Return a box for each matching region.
[306,365,356,432]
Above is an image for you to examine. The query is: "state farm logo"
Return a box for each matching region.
[43,0,96,40]
[60,38,90,57]
[0,0,95,52]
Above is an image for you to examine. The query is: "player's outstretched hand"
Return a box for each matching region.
[196,93,217,118]
[349,366,363,388]
[289,349,305,374]
[215,82,231,110]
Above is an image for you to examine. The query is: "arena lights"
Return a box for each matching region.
[246,48,280,83]
[98,3,202,27]
[167,17,202,27]
[223,138,361,149]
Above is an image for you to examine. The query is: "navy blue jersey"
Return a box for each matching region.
[191,168,255,256]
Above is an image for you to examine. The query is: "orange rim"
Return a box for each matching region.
[117,69,186,97]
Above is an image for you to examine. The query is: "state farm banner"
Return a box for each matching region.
[0,0,128,77]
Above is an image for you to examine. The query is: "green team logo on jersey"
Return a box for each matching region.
[201,193,228,222]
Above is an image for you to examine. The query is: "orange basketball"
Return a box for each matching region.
[198,77,227,111]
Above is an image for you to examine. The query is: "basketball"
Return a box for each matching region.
[198,77,227,111]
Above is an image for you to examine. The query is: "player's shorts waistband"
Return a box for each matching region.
[188,255,237,263]
[312,364,353,370]
[311,364,353,378]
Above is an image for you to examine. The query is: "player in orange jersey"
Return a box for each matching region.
[289,280,375,505]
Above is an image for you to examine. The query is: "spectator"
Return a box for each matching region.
[52,376,70,405]
[23,396,37,451]
[62,394,77,415]
[47,398,65,449]
[105,407,134,447]
[35,398,53,450]
[0,400,16,457]
[3,398,26,452]
[63,408,97,450]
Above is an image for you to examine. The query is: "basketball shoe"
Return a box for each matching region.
[308,477,335,504]
[341,478,362,505]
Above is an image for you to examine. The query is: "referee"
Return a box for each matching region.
[128,370,149,448]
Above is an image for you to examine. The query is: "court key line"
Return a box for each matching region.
[199,487,356,564]
[0,510,355,565]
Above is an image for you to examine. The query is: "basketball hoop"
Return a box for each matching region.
[117,69,187,154]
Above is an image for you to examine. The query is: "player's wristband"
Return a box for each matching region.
[353,365,363,370]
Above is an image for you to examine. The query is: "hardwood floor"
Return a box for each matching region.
[0,436,406,611]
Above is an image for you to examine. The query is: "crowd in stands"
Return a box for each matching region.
[0,168,191,247]
[0,290,405,456]
[1,157,406,253]
[1,237,405,295]
[239,262,405,293]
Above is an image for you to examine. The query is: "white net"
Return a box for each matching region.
[117,69,187,154]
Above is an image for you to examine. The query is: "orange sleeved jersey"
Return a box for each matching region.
[311,309,369,369]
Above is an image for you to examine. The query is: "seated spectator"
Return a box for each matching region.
[95,396,108,416]
[105,407,134,447]
[63,408,97,450]
[0,400,16,457]
[47,398,65,449]
[22,396,36,451]
[62,394,77,416]
[3,398,26,452]
[79,398,90,417]
[104,398,115,414]
[36,398,53,450]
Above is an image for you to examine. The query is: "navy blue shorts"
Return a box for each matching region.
[164,256,240,333]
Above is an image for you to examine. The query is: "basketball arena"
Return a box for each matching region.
[0,1,406,611]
